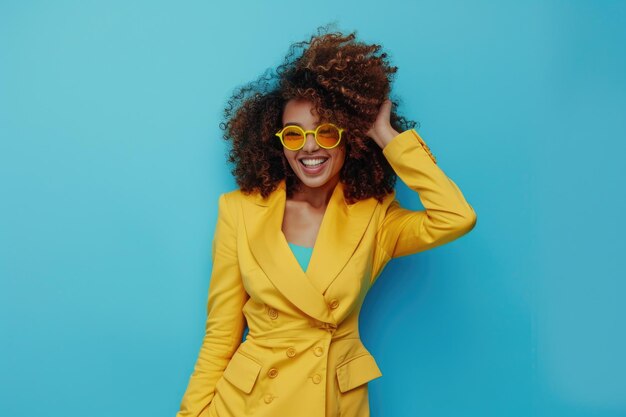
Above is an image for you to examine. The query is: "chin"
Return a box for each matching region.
[295,175,326,188]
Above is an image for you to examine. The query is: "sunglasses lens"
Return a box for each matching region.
[282,126,305,149]
[317,124,341,148]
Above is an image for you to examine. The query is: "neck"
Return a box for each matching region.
[290,175,340,209]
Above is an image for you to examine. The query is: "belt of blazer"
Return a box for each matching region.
[176,129,477,417]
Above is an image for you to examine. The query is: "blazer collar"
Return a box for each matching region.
[241,178,379,325]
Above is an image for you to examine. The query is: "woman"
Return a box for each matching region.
[176,27,477,417]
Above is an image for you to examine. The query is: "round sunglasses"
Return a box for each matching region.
[275,123,344,151]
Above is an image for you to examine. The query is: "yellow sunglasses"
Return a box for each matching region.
[275,123,344,151]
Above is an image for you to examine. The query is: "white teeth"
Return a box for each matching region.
[301,158,328,167]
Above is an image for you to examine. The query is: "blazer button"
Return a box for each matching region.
[286,347,297,358]
[328,299,339,309]
[312,374,322,384]
[268,307,278,320]
[313,346,324,357]
[264,394,274,404]
[267,368,279,378]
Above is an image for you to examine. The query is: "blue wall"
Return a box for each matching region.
[1,1,625,416]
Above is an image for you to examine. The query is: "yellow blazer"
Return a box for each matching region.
[176,129,477,417]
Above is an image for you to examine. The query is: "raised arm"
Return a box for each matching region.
[377,128,476,256]
[368,102,477,285]
[176,193,249,417]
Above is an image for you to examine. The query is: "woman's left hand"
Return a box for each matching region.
[366,99,400,149]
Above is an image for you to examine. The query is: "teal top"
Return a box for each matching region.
[287,242,314,274]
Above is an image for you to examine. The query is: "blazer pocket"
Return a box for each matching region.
[222,350,263,394]
[335,353,383,393]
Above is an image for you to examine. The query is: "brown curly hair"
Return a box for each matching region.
[220,24,419,205]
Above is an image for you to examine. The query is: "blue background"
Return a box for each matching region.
[1,1,625,416]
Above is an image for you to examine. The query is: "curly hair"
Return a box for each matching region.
[220,24,418,205]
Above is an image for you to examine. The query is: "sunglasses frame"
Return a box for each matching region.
[275,123,344,151]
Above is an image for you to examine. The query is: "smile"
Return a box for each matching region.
[299,157,329,167]
[298,157,329,174]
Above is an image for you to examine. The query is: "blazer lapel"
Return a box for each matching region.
[241,178,379,325]
[305,181,378,295]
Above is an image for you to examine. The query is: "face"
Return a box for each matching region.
[281,99,346,189]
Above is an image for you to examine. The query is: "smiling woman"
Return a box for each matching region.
[176,24,477,417]
[280,99,347,206]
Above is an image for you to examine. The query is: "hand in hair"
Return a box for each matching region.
[367,99,400,149]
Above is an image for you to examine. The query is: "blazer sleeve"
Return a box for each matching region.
[371,129,477,283]
[176,193,249,417]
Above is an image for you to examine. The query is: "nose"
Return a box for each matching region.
[302,133,319,151]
